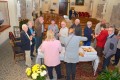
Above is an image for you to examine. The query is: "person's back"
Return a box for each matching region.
[41,39,62,66]
[64,34,87,63]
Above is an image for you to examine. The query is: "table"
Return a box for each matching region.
[36,47,99,75]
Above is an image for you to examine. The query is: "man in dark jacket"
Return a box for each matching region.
[71,19,82,36]
[84,21,93,46]
[20,24,32,67]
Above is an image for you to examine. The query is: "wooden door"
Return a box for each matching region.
[59,0,68,16]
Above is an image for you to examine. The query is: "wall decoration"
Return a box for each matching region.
[110,3,120,29]
[0,1,10,25]
[96,4,104,18]
[75,0,84,5]
[71,2,75,5]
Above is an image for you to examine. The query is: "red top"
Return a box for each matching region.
[96,30,108,48]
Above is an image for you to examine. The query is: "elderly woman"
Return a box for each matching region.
[58,20,68,46]
[20,24,32,67]
[27,21,36,58]
[48,19,59,39]
[40,30,63,80]
[84,21,93,46]
[64,27,87,80]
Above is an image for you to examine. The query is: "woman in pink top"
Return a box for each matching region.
[40,30,62,80]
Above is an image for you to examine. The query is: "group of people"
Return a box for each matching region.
[20,15,120,80]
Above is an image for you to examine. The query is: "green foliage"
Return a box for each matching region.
[97,68,120,80]
[19,19,29,31]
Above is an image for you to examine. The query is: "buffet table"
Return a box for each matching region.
[36,46,99,75]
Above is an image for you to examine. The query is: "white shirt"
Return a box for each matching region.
[59,27,68,44]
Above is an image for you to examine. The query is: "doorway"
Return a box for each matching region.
[59,0,68,16]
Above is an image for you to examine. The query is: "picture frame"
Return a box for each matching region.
[0,1,10,26]
[75,0,84,5]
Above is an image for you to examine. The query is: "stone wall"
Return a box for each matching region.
[19,0,26,19]
[110,3,120,29]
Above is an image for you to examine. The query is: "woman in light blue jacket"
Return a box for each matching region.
[64,27,87,80]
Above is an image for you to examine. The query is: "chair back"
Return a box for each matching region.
[9,32,16,41]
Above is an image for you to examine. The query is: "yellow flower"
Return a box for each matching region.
[25,68,31,76]
[31,73,38,80]
[40,65,46,69]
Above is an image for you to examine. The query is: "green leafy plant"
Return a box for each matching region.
[19,19,29,31]
[97,68,120,80]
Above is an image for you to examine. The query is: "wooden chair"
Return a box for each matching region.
[9,32,21,42]
[9,32,21,47]
[9,40,25,63]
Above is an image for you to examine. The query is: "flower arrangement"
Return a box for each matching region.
[25,64,47,80]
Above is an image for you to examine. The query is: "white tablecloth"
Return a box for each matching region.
[36,47,99,75]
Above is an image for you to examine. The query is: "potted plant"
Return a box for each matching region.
[25,64,47,80]
[97,68,120,80]
[19,19,29,31]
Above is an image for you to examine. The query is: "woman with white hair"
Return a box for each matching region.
[84,21,93,46]
[40,30,63,80]
[58,20,68,46]
[20,24,32,67]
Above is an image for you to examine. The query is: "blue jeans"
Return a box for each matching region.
[46,64,62,79]
[66,63,76,80]
[35,35,43,53]
[102,55,113,70]
[84,41,91,46]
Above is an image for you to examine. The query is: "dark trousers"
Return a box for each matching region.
[66,63,76,80]
[115,48,120,65]
[96,46,103,57]
[35,34,43,53]
[46,64,62,79]
[84,41,91,46]
[30,41,35,56]
[102,55,113,70]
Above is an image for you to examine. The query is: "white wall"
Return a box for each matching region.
[0,0,18,45]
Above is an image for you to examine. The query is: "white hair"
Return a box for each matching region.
[87,21,92,25]
[22,24,28,30]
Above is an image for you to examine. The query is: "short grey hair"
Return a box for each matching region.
[22,24,28,30]
[87,21,92,25]
[75,19,80,23]
[27,21,33,25]
[109,25,115,32]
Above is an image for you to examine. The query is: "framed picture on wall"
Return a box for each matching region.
[75,0,84,5]
[0,1,10,26]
